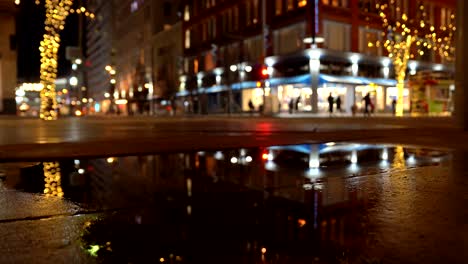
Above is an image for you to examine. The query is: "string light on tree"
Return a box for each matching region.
[368,1,456,116]
[33,0,94,197]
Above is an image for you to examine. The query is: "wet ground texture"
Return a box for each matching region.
[0,144,466,263]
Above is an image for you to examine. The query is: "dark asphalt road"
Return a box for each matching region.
[0,116,464,160]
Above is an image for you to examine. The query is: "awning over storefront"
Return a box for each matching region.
[268,74,397,87]
[176,74,398,97]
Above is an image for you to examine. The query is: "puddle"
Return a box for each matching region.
[0,143,464,264]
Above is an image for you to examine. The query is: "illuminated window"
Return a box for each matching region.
[287,0,294,11]
[184,5,190,21]
[322,0,330,4]
[298,0,307,8]
[332,0,339,7]
[276,0,283,15]
[185,30,191,49]
[253,0,259,24]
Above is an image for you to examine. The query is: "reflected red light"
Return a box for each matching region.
[261,68,268,77]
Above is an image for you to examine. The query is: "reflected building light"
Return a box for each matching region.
[214,151,224,160]
[261,247,267,254]
[230,157,238,164]
[381,148,389,160]
[187,205,192,215]
[407,154,416,165]
[303,183,314,190]
[240,149,246,156]
[78,168,85,174]
[160,258,165,263]
[74,160,80,165]
[351,150,358,164]
[265,161,278,171]
[309,158,320,169]
[348,163,359,173]
[72,63,77,70]
[245,156,253,163]
[379,160,390,168]
[306,168,321,179]
[245,65,252,72]
[230,65,238,72]
[325,142,336,146]
[106,157,115,163]
[186,178,192,197]
[197,151,205,156]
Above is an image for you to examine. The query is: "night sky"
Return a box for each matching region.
[16,1,80,83]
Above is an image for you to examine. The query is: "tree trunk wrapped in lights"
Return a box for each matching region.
[369,1,455,117]
[35,0,94,196]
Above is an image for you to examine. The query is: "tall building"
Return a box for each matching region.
[85,0,115,113]
[86,0,182,115]
[0,0,17,114]
[112,0,181,115]
[179,0,456,114]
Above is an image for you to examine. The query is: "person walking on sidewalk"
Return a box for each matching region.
[363,92,371,116]
[328,93,334,115]
[248,99,255,115]
[336,96,342,113]
[289,98,294,114]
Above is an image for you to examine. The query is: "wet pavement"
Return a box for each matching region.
[0,143,466,263]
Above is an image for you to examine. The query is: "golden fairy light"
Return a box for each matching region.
[34,0,94,197]
[369,1,456,116]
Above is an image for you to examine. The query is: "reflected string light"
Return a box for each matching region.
[43,162,64,197]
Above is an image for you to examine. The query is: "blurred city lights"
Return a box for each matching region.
[230,157,238,164]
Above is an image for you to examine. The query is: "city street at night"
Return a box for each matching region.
[1,0,467,263]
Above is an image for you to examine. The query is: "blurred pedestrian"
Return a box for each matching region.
[363,92,371,116]
[248,99,255,115]
[336,96,342,113]
[328,93,334,115]
[289,98,294,114]
[295,96,301,112]
[391,98,397,115]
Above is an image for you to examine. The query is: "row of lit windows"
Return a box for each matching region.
[275,0,308,16]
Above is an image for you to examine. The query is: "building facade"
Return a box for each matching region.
[86,0,182,115]
[0,1,17,114]
[85,0,115,114]
[179,0,456,114]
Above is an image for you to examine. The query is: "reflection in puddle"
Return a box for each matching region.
[0,143,455,263]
